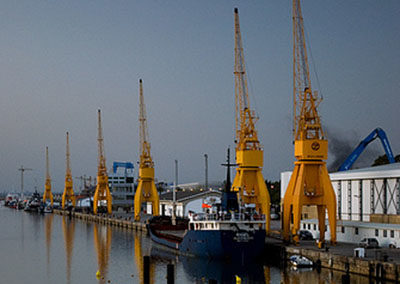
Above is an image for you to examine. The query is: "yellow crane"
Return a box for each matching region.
[134,79,160,221]
[93,109,112,214]
[231,8,270,232]
[43,146,54,206]
[62,132,76,209]
[282,0,337,246]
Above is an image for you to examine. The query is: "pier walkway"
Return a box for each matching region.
[268,220,400,282]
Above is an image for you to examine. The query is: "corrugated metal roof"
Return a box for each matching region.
[329,162,400,180]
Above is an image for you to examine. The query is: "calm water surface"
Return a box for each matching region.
[0,205,374,283]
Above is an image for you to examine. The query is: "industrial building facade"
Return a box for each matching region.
[331,164,400,222]
[281,163,400,247]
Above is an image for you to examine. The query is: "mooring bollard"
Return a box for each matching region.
[143,255,150,284]
[167,263,174,284]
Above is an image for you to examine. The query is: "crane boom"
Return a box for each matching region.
[338,128,396,171]
[134,79,159,221]
[283,0,337,246]
[97,110,107,175]
[234,8,260,151]
[292,0,323,142]
[231,8,270,232]
[139,79,153,168]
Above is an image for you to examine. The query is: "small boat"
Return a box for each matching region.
[43,205,53,213]
[5,193,19,207]
[289,255,313,268]
[24,191,42,212]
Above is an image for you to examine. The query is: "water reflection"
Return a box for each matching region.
[179,254,267,283]
[93,223,112,283]
[0,208,378,284]
[44,214,54,275]
[134,232,155,284]
[62,216,75,284]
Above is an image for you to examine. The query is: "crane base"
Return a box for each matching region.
[282,160,337,245]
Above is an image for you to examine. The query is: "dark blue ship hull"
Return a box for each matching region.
[148,218,266,260]
[179,229,266,259]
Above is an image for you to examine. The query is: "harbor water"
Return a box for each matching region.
[0,205,373,284]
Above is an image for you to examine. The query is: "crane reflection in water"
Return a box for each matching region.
[62,216,75,284]
[44,214,54,277]
[93,223,112,284]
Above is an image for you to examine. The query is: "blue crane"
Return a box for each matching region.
[338,128,395,171]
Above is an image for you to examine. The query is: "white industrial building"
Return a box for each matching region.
[281,163,400,247]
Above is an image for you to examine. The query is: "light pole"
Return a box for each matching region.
[204,154,208,190]
[172,159,178,225]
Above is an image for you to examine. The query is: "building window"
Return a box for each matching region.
[383,230,387,238]
[355,227,359,235]
[341,226,345,233]
[307,224,311,230]
[303,223,306,229]
[391,230,394,238]
[313,224,317,230]
[375,229,379,237]
[348,181,352,220]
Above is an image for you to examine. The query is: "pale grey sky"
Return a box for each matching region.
[0,0,399,193]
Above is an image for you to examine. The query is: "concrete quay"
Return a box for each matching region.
[53,209,147,232]
[266,237,400,282]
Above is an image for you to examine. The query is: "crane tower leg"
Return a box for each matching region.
[283,161,337,245]
[134,167,160,221]
[232,165,270,233]
[62,184,76,209]
[93,177,112,214]
[43,189,54,206]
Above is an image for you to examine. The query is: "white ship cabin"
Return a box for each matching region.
[188,211,266,231]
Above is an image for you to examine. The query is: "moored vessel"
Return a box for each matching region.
[147,149,266,260]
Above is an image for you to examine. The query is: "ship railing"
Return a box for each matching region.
[192,213,265,222]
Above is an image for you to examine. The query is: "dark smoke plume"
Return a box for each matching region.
[326,127,380,172]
